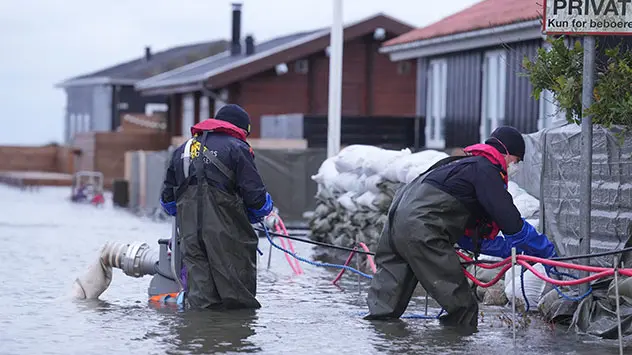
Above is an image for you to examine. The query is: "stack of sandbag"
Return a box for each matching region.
[309,145,450,250]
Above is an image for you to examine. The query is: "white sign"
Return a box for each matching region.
[543,0,632,34]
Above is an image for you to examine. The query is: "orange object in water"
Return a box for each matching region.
[149,292,179,304]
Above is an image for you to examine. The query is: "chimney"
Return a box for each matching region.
[245,35,255,55]
[144,46,152,61]
[231,3,242,56]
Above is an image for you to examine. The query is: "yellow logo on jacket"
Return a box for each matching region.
[190,140,209,159]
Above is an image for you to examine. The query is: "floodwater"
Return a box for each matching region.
[0,185,629,355]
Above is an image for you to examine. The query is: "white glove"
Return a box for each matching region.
[263,210,279,229]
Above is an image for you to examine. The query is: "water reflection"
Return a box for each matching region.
[167,309,260,354]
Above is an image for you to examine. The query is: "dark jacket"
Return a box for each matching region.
[160,119,268,211]
[424,144,523,236]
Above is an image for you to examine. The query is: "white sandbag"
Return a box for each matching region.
[381,150,449,183]
[337,191,358,212]
[334,145,384,173]
[508,181,539,218]
[332,172,362,193]
[311,157,339,191]
[504,263,547,310]
[354,191,380,211]
[364,174,384,194]
[361,148,412,176]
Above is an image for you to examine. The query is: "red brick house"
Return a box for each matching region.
[135,4,417,141]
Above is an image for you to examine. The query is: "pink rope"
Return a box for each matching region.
[277,218,303,274]
[358,242,377,273]
[332,247,358,285]
[275,224,300,275]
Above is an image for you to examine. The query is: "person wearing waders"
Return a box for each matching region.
[364,126,558,328]
[159,104,275,310]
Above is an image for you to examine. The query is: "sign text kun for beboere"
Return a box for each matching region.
[544,0,632,34]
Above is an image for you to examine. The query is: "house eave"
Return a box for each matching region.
[54,77,139,89]
[380,19,544,61]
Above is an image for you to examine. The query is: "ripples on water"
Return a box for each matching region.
[0,186,628,354]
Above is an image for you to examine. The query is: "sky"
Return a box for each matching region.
[0,0,480,146]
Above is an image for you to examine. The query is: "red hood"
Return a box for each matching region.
[464,143,508,172]
[191,119,247,141]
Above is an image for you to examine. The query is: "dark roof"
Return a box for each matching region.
[135,30,320,91]
[135,14,414,95]
[56,40,229,88]
[383,0,541,47]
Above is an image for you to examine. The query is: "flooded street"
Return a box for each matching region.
[0,185,628,355]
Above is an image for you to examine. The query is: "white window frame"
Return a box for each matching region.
[199,95,210,122]
[537,42,566,130]
[83,114,91,132]
[425,58,448,149]
[480,49,507,142]
[69,114,76,138]
[182,93,195,137]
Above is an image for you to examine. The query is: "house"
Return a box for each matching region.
[377,0,558,149]
[55,40,229,143]
[134,3,418,141]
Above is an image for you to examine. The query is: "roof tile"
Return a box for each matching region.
[384,0,542,47]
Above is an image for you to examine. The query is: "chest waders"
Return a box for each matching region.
[175,131,261,310]
[364,155,483,328]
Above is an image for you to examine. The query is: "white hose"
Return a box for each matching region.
[71,241,158,300]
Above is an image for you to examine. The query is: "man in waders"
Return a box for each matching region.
[364,126,557,328]
[160,104,274,310]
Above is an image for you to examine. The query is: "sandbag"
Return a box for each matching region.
[504,263,547,311]
[334,145,384,173]
[361,148,411,176]
[311,157,339,192]
[508,181,539,219]
[380,150,449,183]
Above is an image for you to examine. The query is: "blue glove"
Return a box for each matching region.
[457,235,516,259]
[247,192,274,224]
[160,199,177,216]
[504,219,557,259]
[457,219,557,260]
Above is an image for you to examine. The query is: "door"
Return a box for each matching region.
[425,58,447,149]
[480,49,507,142]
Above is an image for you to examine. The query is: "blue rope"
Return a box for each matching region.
[546,267,593,302]
[520,266,531,312]
[261,224,374,279]
[262,224,446,319]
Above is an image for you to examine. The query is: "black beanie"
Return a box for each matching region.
[485,126,525,160]
[215,104,251,135]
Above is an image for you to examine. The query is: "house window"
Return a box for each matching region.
[397,61,411,75]
[199,95,210,122]
[538,42,566,130]
[480,49,507,142]
[69,114,76,138]
[83,114,91,132]
[295,59,309,74]
[182,93,195,137]
[425,58,448,149]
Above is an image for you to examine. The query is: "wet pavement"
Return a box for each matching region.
[0,186,629,354]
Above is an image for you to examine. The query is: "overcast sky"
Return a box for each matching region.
[0,0,480,146]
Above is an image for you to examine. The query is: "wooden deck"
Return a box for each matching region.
[0,171,74,187]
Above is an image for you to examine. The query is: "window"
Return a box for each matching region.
[69,114,76,138]
[538,42,566,130]
[480,49,507,142]
[83,114,91,132]
[425,58,448,149]
[182,93,195,137]
[295,59,309,74]
[199,96,210,122]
